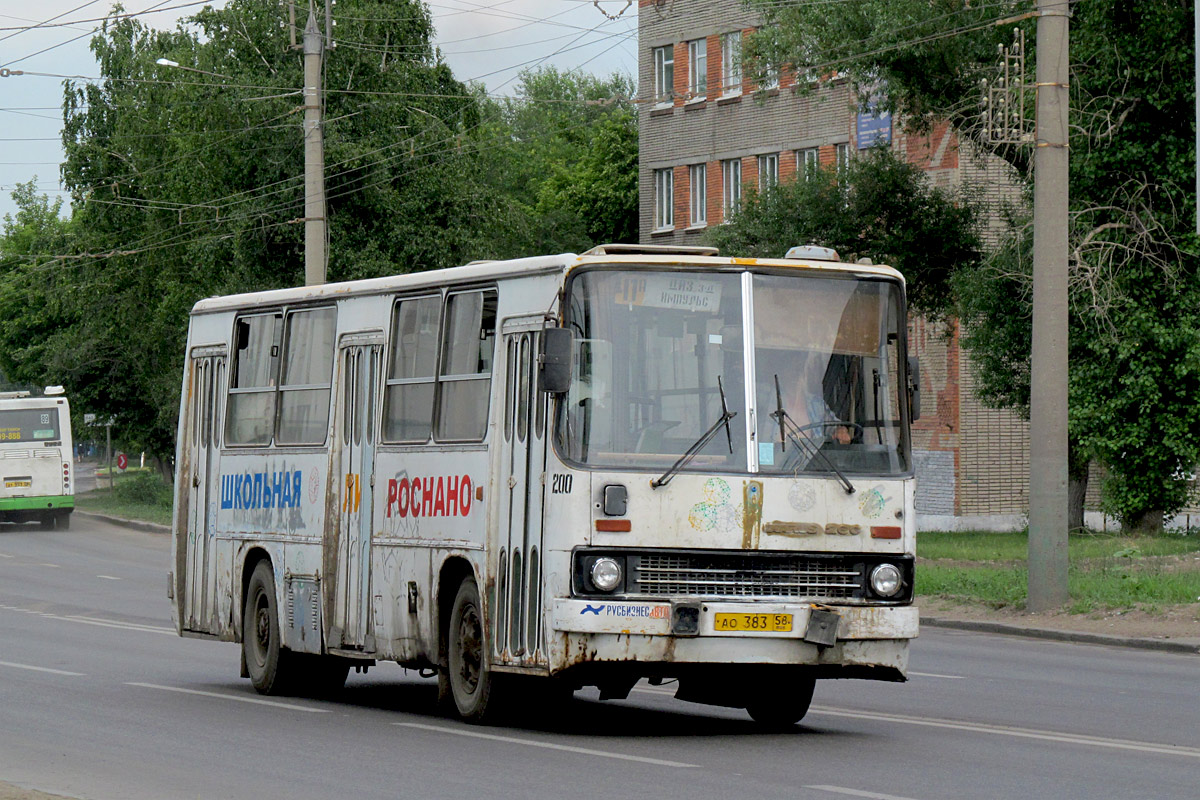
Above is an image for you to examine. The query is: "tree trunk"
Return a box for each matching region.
[1067,447,1088,532]
[1123,508,1164,535]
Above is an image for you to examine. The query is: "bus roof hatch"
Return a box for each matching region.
[582,243,720,257]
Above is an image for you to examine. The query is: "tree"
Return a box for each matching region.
[8,1,485,465]
[473,68,638,257]
[746,0,1200,530]
[0,6,638,467]
[706,146,982,320]
[0,180,76,397]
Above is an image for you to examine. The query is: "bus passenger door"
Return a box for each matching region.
[332,340,380,651]
[185,352,223,632]
[496,326,548,664]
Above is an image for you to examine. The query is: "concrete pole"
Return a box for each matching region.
[303,11,327,286]
[1195,0,1198,234]
[1028,0,1070,611]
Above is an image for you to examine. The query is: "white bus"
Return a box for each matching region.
[0,387,74,530]
[170,244,920,725]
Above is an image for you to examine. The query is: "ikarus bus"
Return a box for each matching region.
[170,244,920,725]
[0,386,74,529]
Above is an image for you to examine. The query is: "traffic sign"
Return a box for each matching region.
[117,453,128,471]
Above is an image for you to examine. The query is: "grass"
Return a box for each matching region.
[917,529,1200,613]
[75,468,174,527]
[918,530,1200,561]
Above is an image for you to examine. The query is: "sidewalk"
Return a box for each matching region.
[919,597,1200,655]
[76,512,1200,656]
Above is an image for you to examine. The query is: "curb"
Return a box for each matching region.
[921,616,1200,655]
[73,511,170,535]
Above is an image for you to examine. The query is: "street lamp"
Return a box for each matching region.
[155,58,231,80]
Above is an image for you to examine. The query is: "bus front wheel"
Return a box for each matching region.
[746,677,816,729]
[447,577,497,722]
[243,560,294,695]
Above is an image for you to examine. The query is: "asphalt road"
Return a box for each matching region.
[1,518,1197,800]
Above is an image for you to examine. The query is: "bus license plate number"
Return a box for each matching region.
[713,613,792,632]
[5,480,30,488]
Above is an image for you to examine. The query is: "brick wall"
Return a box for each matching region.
[638,0,1034,521]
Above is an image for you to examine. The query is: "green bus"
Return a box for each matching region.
[0,387,74,529]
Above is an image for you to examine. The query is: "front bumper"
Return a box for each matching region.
[553,598,918,640]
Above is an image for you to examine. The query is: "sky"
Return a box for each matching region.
[0,0,639,221]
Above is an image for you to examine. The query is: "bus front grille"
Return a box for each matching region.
[632,553,863,601]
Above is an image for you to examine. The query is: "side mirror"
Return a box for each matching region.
[906,356,921,422]
[539,327,574,394]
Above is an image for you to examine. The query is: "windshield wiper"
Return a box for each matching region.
[651,376,737,489]
[769,374,855,495]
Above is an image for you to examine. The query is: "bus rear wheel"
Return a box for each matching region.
[746,677,816,729]
[447,577,498,722]
[243,560,295,695]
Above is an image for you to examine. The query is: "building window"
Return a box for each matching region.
[757,154,779,191]
[689,164,707,226]
[721,32,742,96]
[760,63,779,91]
[687,39,707,99]
[836,143,851,173]
[722,158,742,218]
[797,147,819,179]
[653,168,674,230]
[653,45,674,104]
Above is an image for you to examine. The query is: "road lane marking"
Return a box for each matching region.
[807,786,927,800]
[906,671,965,679]
[127,683,331,713]
[0,605,176,636]
[55,615,174,635]
[96,575,121,581]
[0,660,84,677]
[811,706,1200,760]
[0,553,12,558]
[395,722,699,768]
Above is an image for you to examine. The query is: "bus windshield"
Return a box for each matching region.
[556,267,909,477]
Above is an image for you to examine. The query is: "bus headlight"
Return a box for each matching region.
[589,557,623,592]
[870,563,903,598]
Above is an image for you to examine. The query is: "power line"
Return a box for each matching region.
[0,1,101,43]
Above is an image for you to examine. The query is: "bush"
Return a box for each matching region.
[113,470,173,506]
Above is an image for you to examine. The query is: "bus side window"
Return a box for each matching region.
[276,306,336,445]
[383,295,441,443]
[436,289,497,442]
[225,313,282,446]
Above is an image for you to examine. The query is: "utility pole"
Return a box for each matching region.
[302,7,327,286]
[1028,0,1070,611]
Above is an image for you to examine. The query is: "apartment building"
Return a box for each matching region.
[636,0,1032,526]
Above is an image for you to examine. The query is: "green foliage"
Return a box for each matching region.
[0,5,637,463]
[918,530,1200,562]
[748,0,1200,527]
[705,147,982,318]
[473,68,638,257]
[112,468,174,506]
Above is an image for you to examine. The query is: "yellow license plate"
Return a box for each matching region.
[5,480,30,488]
[713,613,793,632]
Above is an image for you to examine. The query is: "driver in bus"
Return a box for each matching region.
[782,353,852,446]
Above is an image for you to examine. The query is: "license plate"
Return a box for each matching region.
[5,480,30,488]
[713,613,793,632]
